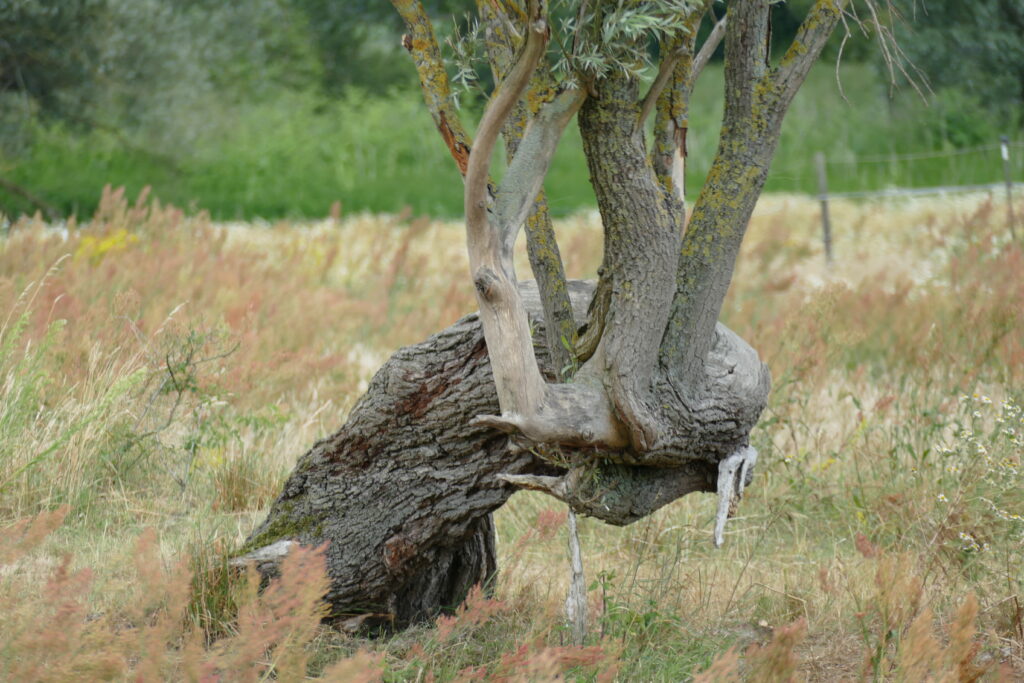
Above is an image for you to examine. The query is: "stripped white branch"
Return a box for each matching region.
[464,0,551,419]
[713,445,758,548]
[565,509,588,644]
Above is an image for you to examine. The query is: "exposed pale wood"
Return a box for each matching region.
[478,0,578,374]
[465,1,631,450]
[229,540,295,575]
[464,0,551,420]
[565,510,587,645]
[713,445,757,548]
[651,9,724,209]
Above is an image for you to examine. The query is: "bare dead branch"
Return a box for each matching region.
[465,0,548,239]
[463,0,555,421]
[494,88,584,246]
[478,0,578,374]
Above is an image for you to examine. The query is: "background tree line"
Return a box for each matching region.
[0,0,1021,219]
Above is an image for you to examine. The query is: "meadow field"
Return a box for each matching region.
[1,188,1022,680]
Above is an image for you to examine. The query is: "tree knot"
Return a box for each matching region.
[473,266,501,302]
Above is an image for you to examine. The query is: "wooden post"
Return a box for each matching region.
[564,509,587,645]
[1001,135,1017,241]
[815,152,833,265]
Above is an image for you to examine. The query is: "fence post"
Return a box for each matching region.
[815,151,833,265]
[1001,135,1017,241]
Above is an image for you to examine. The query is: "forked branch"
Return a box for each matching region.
[662,0,845,384]
[768,0,847,113]
[465,1,629,448]
[476,0,577,375]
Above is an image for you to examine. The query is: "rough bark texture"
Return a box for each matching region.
[662,0,846,384]
[578,69,680,452]
[244,0,847,631]
[242,282,768,625]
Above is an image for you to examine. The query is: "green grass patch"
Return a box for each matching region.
[3,63,1021,221]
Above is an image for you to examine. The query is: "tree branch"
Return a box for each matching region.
[650,10,723,204]
[465,0,548,242]
[392,0,474,177]
[494,88,584,247]
[661,0,846,386]
[694,14,727,80]
[477,0,578,375]
[463,0,553,420]
[722,0,771,125]
[637,3,711,132]
[637,46,683,133]
[767,0,847,112]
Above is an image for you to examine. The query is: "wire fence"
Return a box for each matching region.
[824,141,1024,165]
[766,138,1024,200]
[826,181,1023,201]
[812,137,1020,264]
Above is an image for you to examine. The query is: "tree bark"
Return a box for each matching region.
[241,0,848,630]
[240,282,767,626]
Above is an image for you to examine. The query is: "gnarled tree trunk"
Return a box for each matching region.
[241,281,765,626]
[241,0,847,628]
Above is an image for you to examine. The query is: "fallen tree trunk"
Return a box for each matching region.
[241,281,768,627]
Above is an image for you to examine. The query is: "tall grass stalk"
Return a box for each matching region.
[0,187,1021,678]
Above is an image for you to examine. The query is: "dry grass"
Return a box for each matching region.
[0,187,1021,680]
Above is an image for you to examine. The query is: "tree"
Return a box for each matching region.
[239,0,847,629]
[0,0,320,152]
[888,0,1024,133]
